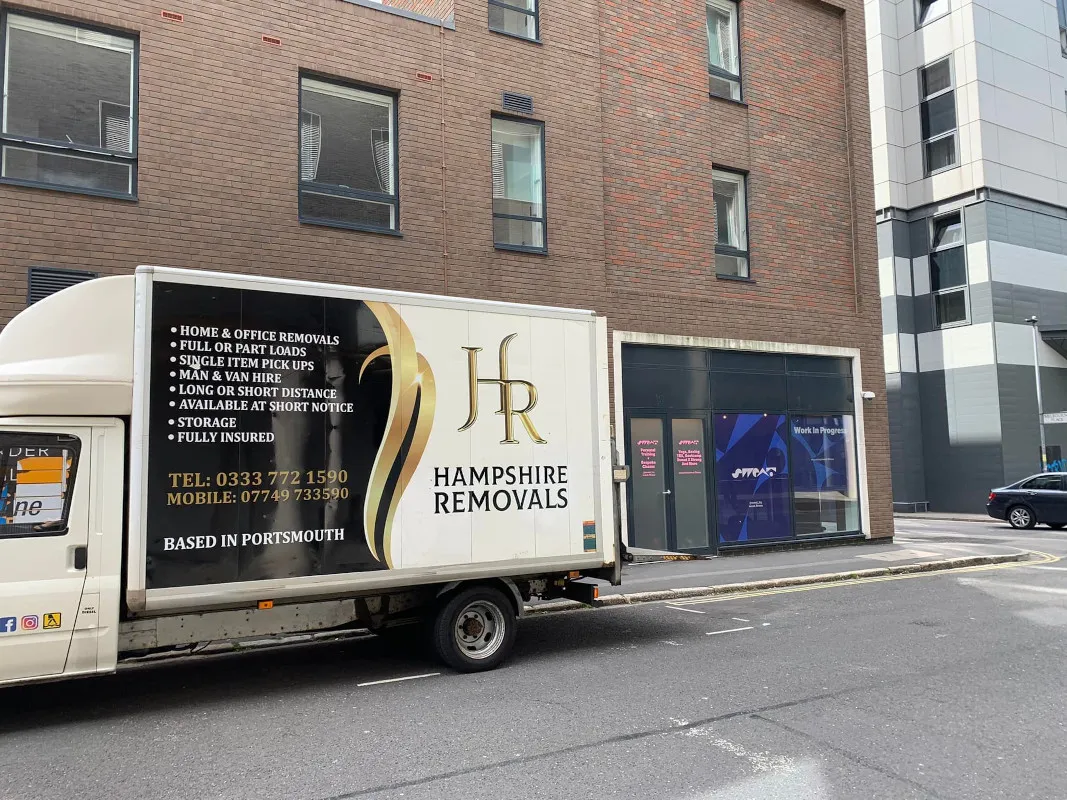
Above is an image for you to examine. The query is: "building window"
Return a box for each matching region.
[1058,0,1067,56]
[713,170,749,277]
[915,0,949,26]
[299,77,398,233]
[489,0,538,41]
[706,0,741,101]
[491,116,545,253]
[930,211,968,326]
[0,13,136,198]
[919,59,958,175]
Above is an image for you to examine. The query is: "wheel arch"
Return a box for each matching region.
[434,578,524,618]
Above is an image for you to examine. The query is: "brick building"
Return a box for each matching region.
[0,0,890,552]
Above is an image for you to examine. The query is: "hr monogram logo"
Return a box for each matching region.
[459,334,547,445]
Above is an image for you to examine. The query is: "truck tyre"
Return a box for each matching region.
[431,585,517,672]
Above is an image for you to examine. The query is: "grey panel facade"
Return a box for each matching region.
[997,364,1067,482]
[886,371,925,505]
[919,366,1005,512]
[968,281,994,325]
[880,193,1067,511]
[991,283,1067,328]
[964,202,987,244]
[984,192,1067,256]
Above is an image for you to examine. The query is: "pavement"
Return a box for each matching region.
[2,517,1066,800]
[597,517,1027,600]
[893,511,991,523]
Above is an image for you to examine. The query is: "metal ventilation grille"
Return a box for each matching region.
[27,267,99,305]
[502,92,534,115]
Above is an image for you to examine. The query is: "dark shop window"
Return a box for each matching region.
[299,76,398,233]
[1,12,137,198]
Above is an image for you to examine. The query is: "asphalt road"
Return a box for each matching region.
[3,520,1067,800]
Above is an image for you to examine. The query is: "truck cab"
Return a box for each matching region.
[0,276,131,685]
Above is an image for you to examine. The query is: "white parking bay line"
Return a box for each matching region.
[706,626,754,636]
[667,605,706,614]
[357,672,441,687]
[1027,565,1067,571]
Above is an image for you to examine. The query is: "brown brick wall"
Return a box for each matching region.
[600,0,891,538]
[0,0,891,538]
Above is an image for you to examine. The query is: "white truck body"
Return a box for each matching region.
[0,267,615,685]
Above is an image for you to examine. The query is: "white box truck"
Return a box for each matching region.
[0,266,617,686]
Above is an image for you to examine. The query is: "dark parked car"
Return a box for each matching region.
[987,473,1067,530]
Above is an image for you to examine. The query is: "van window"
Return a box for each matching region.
[0,434,80,537]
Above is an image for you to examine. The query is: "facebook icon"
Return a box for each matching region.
[0,617,16,634]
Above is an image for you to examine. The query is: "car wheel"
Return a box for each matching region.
[1048,523,1065,530]
[1008,505,1036,530]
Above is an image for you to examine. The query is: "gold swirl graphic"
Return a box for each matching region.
[360,303,436,568]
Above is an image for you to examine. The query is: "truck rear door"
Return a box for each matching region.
[0,427,90,683]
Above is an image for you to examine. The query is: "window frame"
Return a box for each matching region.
[488,0,540,43]
[712,168,750,279]
[919,57,959,177]
[1022,475,1064,491]
[706,0,742,102]
[0,10,139,200]
[1058,0,1067,57]
[915,0,950,28]
[928,210,970,329]
[0,432,81,540]
[297,73,401,236]
[490,113,548,255]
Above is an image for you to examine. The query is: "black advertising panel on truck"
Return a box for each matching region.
[128,268,613,613]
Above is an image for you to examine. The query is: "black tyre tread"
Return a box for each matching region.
[431,586,517,673]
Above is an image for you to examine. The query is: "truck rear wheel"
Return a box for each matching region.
[431,585,517,672]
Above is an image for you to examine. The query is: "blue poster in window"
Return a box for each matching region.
[790,415,850,493]
[714,413,792,543]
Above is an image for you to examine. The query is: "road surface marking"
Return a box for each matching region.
[900,531,1054,543]
[706,626,754,636]
[957,579,1067,597]
[1025,565,1067,571]
[762,623,771,626]
[684,727,799,775]
[732,617,750,622]
[666,604,706,614]
[357,672,440,687]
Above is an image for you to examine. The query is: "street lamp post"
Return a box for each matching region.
[1027,315,1048,472]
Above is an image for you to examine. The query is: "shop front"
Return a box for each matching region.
[619,341,865,554]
